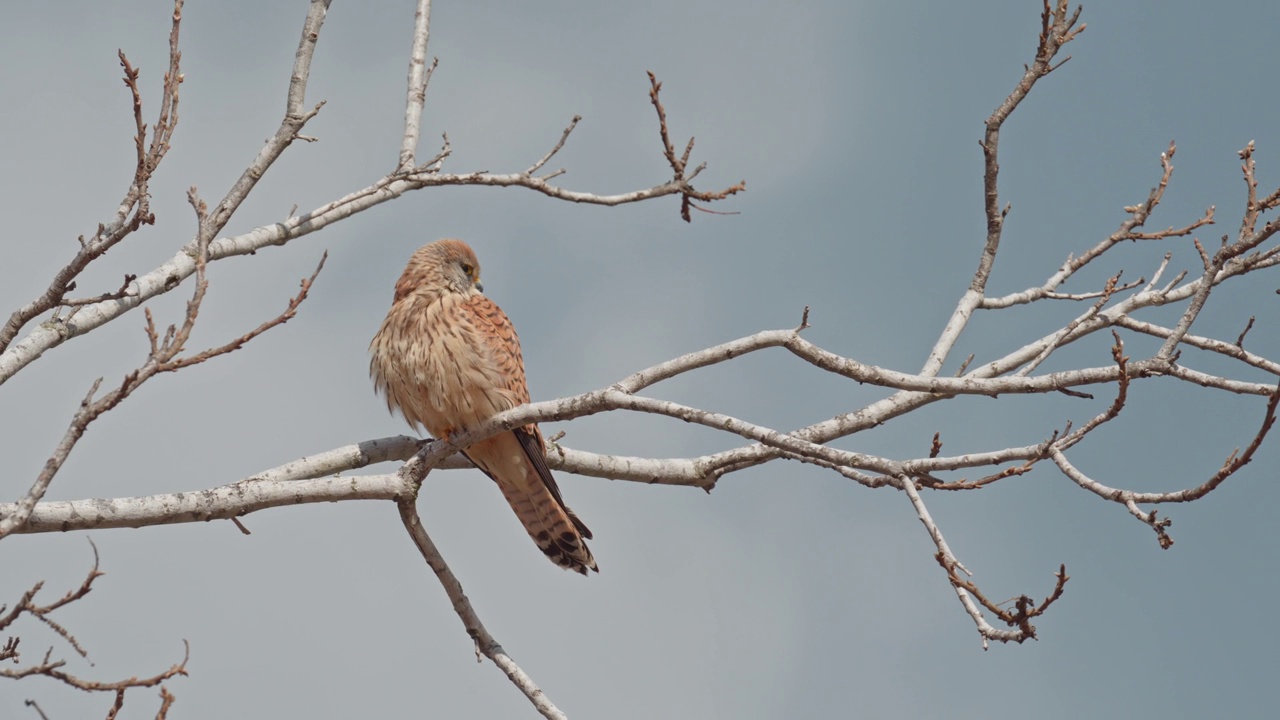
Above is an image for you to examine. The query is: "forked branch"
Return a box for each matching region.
[1,540,188,707]
[0,0,185,355]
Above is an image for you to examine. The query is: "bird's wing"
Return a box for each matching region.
[458,292,598,573]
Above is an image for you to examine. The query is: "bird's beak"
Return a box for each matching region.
[475,280,484,293]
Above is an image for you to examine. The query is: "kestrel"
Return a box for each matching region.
[369,239,598,574]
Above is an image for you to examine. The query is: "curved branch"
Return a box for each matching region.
[898,475,1044,647]
[0,84,740,388]
[920,0,1085,376]
[398,497,566,720]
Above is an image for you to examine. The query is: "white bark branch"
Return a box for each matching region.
[8,0,1280,684]
[897,475,1024,647]
[8,306,1273,539]
[0,120,734,390]
[397,0,432,171]
[0,383,102,539]
[398,496,567,720]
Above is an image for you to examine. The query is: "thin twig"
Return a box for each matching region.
[526,116,581,176]
[1,541,186,698]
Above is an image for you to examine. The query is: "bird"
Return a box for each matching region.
[369,238,598,574]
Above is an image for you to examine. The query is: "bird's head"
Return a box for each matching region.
[394,238,484,302]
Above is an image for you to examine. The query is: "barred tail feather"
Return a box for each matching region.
[465,431,599,575]
[496,479,598,574]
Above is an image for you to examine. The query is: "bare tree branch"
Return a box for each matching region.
[0,73,739,389]
[398,490,567,720]
[0,0,185,354]
[1049,379,1280,547]
[1,540,188,705]
[7,312,1275,538]
[2,641,189,692]
[920,0,1085,377]
[397,0,433,171]
[200,0,330,243]
[525,115,581,177]
[0,234,325,539]
[7,2,1280,709]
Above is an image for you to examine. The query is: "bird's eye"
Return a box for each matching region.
[460,262,475,277]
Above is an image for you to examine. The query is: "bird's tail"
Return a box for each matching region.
[495,476,598,575]
[466,432,598,574]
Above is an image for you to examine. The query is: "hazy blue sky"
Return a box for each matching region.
[3,1,1279,718]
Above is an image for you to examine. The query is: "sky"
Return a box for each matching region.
[3,1,1279,718]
